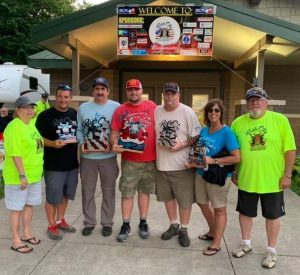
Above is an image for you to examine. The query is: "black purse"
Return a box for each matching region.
[202,148,235,186]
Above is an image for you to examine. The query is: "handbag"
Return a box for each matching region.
[202,148,235,186]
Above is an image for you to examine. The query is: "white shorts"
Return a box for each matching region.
[5,182,42,211]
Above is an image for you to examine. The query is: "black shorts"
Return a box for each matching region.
[236,189,285,220]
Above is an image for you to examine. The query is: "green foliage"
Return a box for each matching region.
[0,0,86,64]
[291,157,300,196]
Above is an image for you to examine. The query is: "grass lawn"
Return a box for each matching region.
[291,157,300,196]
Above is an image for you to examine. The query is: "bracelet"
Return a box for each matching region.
[19,174,26,180]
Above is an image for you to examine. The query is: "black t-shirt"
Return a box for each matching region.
[0,116,12,132]
[36,107,79,171]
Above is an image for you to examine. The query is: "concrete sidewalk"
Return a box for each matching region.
[0,180,300,275]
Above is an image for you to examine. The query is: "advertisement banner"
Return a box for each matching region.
[117,5,215,56]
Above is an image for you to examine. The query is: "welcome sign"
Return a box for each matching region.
[117,5,215,56]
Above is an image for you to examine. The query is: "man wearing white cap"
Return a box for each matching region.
[231,87,296,269]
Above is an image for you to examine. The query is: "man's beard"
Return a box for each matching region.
[249,109,262,118]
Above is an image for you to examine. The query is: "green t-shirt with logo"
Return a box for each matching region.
[35,100,50,116]
[3,118,44,185]
[231,111,296,194]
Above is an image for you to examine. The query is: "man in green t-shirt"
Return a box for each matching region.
[35,92,50,116]
[231,87,296,269]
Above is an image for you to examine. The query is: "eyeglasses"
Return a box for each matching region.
[57,84,72,91]
[208,108,221,113]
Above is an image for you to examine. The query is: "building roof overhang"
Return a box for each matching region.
[30,0,300,69]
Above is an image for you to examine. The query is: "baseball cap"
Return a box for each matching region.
[15,96,37,108]
[163,82,180,93]
[41,92,49,99]
[126,79,142,89]
[93,77,109,88]
[245,87,267,100]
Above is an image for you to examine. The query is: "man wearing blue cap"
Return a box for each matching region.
[231,87,296,269]
[77,77,120,237]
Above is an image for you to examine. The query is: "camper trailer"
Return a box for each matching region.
[0,63,50,108]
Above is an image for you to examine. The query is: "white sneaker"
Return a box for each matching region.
[232,243,252,258]
[261,250,277,269]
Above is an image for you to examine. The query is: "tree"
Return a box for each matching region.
[0,0,90,64]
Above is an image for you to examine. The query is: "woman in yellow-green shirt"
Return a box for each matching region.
[3,96,44,254]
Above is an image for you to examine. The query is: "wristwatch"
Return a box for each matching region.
[214,159,218,164]
[19,174,26,180]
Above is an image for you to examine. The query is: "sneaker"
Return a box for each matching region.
[161,223,179,240]
[232,243,252,258]
[82,227,95,236]
[139,222,150,239]
[57,218,76,233]
[117,224,131,242]
[102,226,112,237]
[47,225,62,240]
[261,250,277,269]
[178,229,190,247]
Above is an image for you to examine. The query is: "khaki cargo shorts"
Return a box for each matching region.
[156,169,195,208]
[195,173,231,208]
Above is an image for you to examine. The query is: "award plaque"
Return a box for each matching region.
[59,136,77,144]
[57,123,77,144]
[117,138,144,154]
[83,138,108,152]
[188,140,206,167]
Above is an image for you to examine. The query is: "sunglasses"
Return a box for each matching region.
[57,84,72,91]
[208,108,221,113]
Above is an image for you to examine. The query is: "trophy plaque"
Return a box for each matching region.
[188,140,206,167]
[83,138,108,152]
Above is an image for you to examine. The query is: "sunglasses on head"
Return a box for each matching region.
[208,108,221,113]
[57,84,72,91]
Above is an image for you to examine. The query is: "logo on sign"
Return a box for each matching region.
[118,8,136,14]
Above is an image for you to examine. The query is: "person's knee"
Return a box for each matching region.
[198,203,210,209]
[214,207,227,216]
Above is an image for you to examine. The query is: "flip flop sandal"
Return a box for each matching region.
[203,246,221,256]
[21,236,41,245]
[11,244,33,254]
[198,233,214,241]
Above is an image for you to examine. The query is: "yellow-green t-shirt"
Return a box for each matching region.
[35,100,50,116]
[3,118,44,185]
[231,111,296,193]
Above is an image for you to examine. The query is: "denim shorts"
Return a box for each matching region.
[45,168,78,205]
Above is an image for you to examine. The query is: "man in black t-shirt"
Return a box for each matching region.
[36,84,79,240]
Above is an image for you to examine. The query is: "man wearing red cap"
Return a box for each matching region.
[111,79,156,242]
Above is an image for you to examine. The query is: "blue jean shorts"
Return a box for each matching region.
[45,168,78,205]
